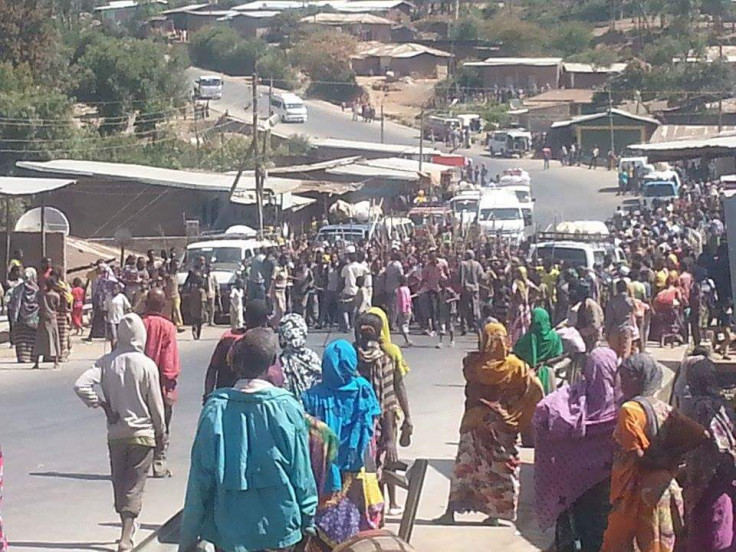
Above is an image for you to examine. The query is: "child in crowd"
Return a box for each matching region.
[437,278,459,348]
[105,282,131,349]
[396,274,413,347]
[229,278,245,331]
[71,277,86,335]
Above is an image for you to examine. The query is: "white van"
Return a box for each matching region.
[195,75,223,100]
[177,238,274,288]
[477,190,526,242]
[450,190,481,226]
[502,185,533,226]
[271,93,308,123]
[488,129,532,157]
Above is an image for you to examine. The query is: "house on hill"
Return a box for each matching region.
[464,57,563,91]
[351,42,452,77]
[560,62,627,89]
[299,13,394,42]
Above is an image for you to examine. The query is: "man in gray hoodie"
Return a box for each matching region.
[74,313,165,552]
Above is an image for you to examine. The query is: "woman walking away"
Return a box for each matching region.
[435,322,544,525]
[54,273,73,361]
[680,356,736,552]
[186,274,207,340]
[601,353,708,552]
[278,313,322,401]
[513,307,564,394]
[71,277,85,335]
[302,340,383,550]
[7,267,39,363]
[33,276,61,370]
[534,347,620,552]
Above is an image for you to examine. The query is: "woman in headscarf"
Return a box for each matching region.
[534,347,620,552]
[7,267,40,363]
[513,307,564,394]
[278,313,322,400]
[52,270,73,362]
[680,356,736,552]
[87,263,119,340]
[302,340,383,550]
[33,275,61,370]
[509,266,532,345]
[435,322,544,525]
[601,353,708,552]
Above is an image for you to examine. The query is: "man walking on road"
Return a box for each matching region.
[589,145,600,169]
[459,250,484,334]
[74,313,165,552]
[142,289,181,478]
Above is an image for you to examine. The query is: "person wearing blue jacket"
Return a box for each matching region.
[178,327,317,552]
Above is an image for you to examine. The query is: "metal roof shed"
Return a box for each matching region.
[0,177,77,267]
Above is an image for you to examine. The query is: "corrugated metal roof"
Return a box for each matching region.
[15,159,302,196]
[312,137,441,155]
[465,57,562,67]
[95,0,138,10]
[550,108,659,128]
[353,42,451,59]
[650,125,736,143]
[233,0,412,11]
[186,9,237,16]
[629,133,736,152]
[327,164,417,180]
[301,12,393,24]
[220,9,279,18]
[525,88,594,104]
[161,2,209,14]
[0,177,76,196]
[562,62,627,73]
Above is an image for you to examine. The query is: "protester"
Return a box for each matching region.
[435,322,543,525]
[106,282,131,350]
[186,273,207,340]
[680,356,736,552]
[142,288,181,479]
[71,277,85,335]
[179,328,317,552]
[163,261,184,332]
[7,267,39,363]
[229,278,245,331]
[302,340,383,548]
[74,313,165,552]
[277,313,322,400]
[513,307,564,393]
[601,353,708,552]
[33,276,61,370]
[604,279,635,359]
[534,347,619,552]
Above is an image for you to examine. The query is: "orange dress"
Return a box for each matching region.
[601,400,682,552]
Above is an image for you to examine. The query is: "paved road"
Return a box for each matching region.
[188,68,623,229]
[0,328,548,552]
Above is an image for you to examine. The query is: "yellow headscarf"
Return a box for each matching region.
[461,322,543,433]
[367,306,409,377]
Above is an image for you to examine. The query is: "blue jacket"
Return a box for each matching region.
[179,387,317,552]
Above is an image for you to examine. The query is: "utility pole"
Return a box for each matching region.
[419,109,424,172]
[269,77,274,118]
[380,102,385,143]
[607,87,616,155]
[253,73,263,238]
[719,42,724,133]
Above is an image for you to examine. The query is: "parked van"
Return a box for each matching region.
[271,93,308,123]
[488,129,532,157]
[477,190,525,242]
[195,75,223,100]
[316,218,414,245]
[641,180,679,209]
[423,115,461,142]
[530,227,626,269]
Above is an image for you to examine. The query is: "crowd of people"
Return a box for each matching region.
[2,153,736,552]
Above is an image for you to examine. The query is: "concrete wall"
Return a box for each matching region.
[390,53,447,78]
[480,64,560,91]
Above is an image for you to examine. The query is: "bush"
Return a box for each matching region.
[189,26,265,76]
[547,22,593,57]
[256,49,298,90]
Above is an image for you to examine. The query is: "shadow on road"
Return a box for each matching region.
[29,471,110,481]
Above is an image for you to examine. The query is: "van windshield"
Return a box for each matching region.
[480,208,522,221]
[643,183,677,198]
[317,229,366,243]
[514,190,530,203]
[185,246,242,270]
[199,77,221,87]
[535,246,588,267]
[452,198,478,212]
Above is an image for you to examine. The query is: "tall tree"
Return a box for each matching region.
[0,0,53,70]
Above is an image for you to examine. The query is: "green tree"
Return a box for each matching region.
[449,17,480,41]
[292,30,361,102]
[189,26,265,76]
[256,49,299,90]
[481,15,548,55]
[547,22,593,57]
[75,35,188,132]
[0,0,54,70]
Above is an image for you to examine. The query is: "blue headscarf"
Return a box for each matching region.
[302,339,380,492]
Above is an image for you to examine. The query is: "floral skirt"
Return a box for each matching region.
[448,425,521,521]
[313,470,384,550]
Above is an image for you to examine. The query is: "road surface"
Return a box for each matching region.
[188,68,623,229]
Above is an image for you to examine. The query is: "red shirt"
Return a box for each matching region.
[143,313,181,404]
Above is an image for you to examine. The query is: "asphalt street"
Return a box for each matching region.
[0,328,548,552]
[188,68,623,229]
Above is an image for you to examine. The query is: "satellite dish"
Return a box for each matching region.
[15,207,70,236]
[509,98,523,110]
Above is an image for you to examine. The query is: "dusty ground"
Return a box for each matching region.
[357,76,437,126]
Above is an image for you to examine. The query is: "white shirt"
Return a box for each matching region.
[341,261,366,296]
[106,293,131,325]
